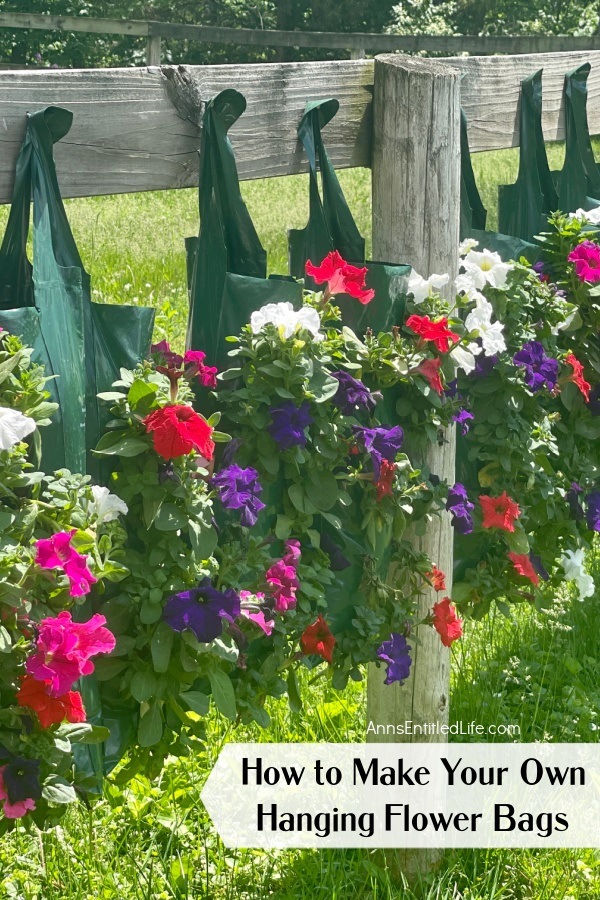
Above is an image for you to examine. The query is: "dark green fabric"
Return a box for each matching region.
[288,98,411,331]
[552,63,600,213]
[460,108,542,264]
[186,89,302,368]
[498,70,559,243]
[0,107,154,787]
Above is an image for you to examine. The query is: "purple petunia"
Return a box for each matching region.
[268,401,313,450]
[529,551,549,582]
[566,482,584,522]
[212,464,266,527]
[163,578,240,643]
[320,533,351,571]
[453,409,474,435]
[331,371,377,417]
[352,425,404,479]
[588,384,600,416]
[377,633,412,685]
[2,757,41,805]
[586,491,600,532]
[446,483,475,535]
[472,353,499,378]
[513,341,559,392]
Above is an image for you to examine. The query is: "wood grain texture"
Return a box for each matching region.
[368,54,459,744]
[0,61,374,203]
[449,51,600,151]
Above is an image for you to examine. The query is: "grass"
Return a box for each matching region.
[1,158,600,898]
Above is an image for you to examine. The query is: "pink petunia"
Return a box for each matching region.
[35,530,97,598]
[25,611,116,697]
[568,241,600,283]
[0,768,36,820]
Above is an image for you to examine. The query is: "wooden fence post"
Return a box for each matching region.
[146,34,162,66]
[367,53,461,879]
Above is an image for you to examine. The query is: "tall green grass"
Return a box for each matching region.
[1,161,600,899]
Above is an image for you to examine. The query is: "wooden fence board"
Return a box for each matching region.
[0,61,374,202]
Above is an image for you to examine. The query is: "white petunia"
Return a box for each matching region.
[567,206,600,226]
[0,406,36,451]
[250,302,323,341]
[462,249,512,289]
[452,342,482,375]
[459,238,479,257]
[561,548,595,600]
[407,271,450,304]
[464,298,506,355]
[88,485,128,525]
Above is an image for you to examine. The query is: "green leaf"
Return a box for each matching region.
[130,670,158,702]
[155,503,188,531]
[180,691,209,716]
[138,702,163,747]
[143,492,164,529]
[42,775,77,805]
[208,669,237,721]
[151,622,174,674]
[127,379,158,411]
[189,519,218,561]
[94,431,149,457]
[287,670,303,714]
[0,625,11,654]
[505,527,530,556]
[305,469,339,511]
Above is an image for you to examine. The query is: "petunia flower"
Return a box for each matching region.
[479,492,520,532]
[528,551,549,582]
[352,425,404,480]
[413,357,444,395]
[250,302,323,341]
[240,591,275,636]
[0,407,36,451]
[211,464,265,527]
[472,353,499,378]
[0,766,38,819]
[87,485,128,525]
[377,633,412,685]
[151,340,183,369]
[432,597,463,647]
[561,548,595,599]
[268,401,313,450]
[426,566,446,592]
[566,482,584,522]
[34,529,97,598]
[25,611,116,697]
[585,491,600,532]
[406,270,450,304]
[144,405,215,460]
[507,552,539,586]
[183,350,218,388]
[453,409,474,435]
[265,560,299,612]
[163,579,240,643]
[0,756,41,818]
[460,249,512,289]
[331,371,377,415]
[300,614,336,663]
[305,251,375,305]
[513,341,559,392]
[568,240,600,283]
[564,353,591,401]
[406,315,460,354]
[374,459,396,501]
[446,483,475,535]
[16,675,86,728]
[464,298,506,356]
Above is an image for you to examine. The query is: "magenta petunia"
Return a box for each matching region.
[568,241,600,283]
[34,529,97,597]
[25,611,116,697]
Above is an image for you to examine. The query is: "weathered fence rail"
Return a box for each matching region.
[3,11,600,66]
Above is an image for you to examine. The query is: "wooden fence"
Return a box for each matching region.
[1,46,599,873]
[3,11,600,65]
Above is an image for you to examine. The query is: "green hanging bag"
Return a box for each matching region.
[552,63,600,213]
[186,90,302,368]
[288,99,411,334]
[460,108,542,264]
[0,107,154,787]
[498,70,559,243]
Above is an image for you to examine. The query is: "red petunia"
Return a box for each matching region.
[414,357,444,395]
[16,675,86,729]
[432,597,463,647]
[144,405,214,460]
[507,552,539,586]
[375,459,396,501]
[565,353,591,402]
[305,251,375,305]
[479,492,520,532]
[406,315,460,354]
[300,614,336,664]
[426,566,446,592]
